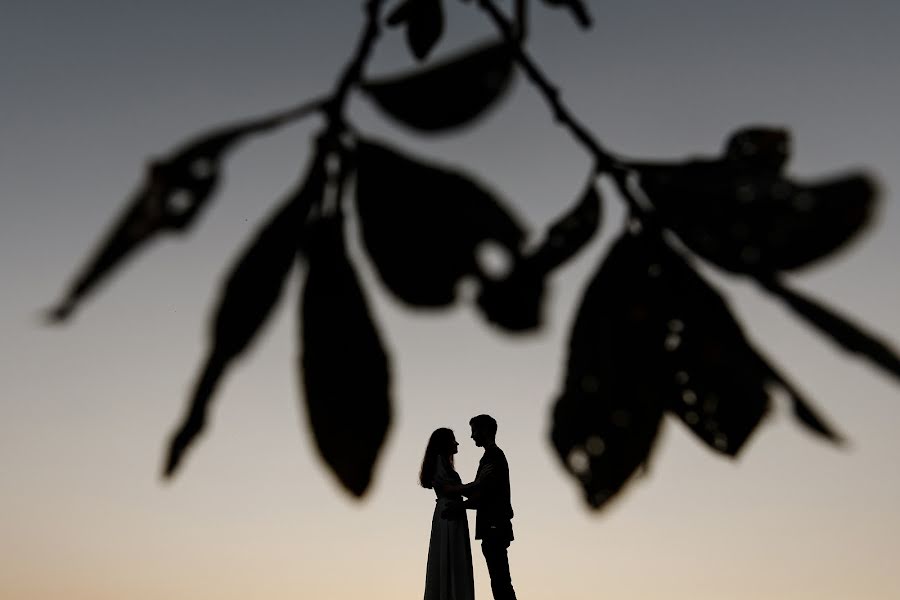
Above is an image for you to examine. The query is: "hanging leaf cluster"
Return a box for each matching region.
[50,0,896,509]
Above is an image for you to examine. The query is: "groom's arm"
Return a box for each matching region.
[460,463,496,504]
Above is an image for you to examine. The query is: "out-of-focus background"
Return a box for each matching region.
[2,2,898,599]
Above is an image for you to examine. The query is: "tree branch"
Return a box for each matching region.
[324,0,387,136]
[477,0,619,173]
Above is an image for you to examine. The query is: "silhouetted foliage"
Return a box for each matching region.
[165,147,327,476]
[387,0,445,60]
[356,139,525,307]
[302,200,392,497]
[50,0,897,509]
[361,41,515,132]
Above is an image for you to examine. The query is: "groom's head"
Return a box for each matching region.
[469,414,497,447]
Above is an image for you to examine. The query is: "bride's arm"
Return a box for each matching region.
[436,464,494,496]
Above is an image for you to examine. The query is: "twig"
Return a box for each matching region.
[477,0,619,173]
[324,0,387,136]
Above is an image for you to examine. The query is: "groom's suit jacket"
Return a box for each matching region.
[467,445,514,542]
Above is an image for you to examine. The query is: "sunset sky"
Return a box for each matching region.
[2,2,899,599]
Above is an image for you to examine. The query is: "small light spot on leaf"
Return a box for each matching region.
[737,184,755,203]
[664,333,682,351]
[567,448,590,474]
[772,181,792,200]
[476,241,514,280]
[591,490,610,506]
[685,411,700,425]
[580,375,599,393]
[190,158,214,180]
[792,192,815,211]
[456,276,479,302]
[167,189,194,216]
[714,434,729,451]
[740,246,761,263]
[682,389,697,405]
[611,409,630,428]
[586,436,606,456]
[325,152,341,177]
[549,232,566,248]
[675,371,690,385]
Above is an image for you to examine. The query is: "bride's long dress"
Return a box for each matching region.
[424,457,475,600]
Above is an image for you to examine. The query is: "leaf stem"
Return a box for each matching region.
[324,0,387,137]
[477,0,619,173]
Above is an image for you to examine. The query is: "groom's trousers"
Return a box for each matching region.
[481,534,517,600]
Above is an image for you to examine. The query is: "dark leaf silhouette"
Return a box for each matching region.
[387,0,444,61]
[163,151,326,478]
[529,181,602,274]
[48,113,296,322]
[301,212,392,497]
[355,139,525,306]
[760,277,900,381]
[553,229,843,508]
[541,0,592,28]
[724,126,791,174]
[551,231,667,507]
[476,259,545,331]
[476,181,601,332]
[762,360,843,443]
[46,0,895,519]
[637,127,878,275]
[361,41,514,132]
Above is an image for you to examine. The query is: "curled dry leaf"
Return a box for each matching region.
[355,138,525,307]
[163,150,326,478]
[361,41,514,132]
[301,213,392,497]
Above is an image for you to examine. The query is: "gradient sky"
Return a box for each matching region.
[2,2,899,599]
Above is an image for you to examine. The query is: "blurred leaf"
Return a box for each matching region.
[724,126,791,174]
[552,231,667,508]
[301,212,392,497]
[476,259,545,331]
[476,180,601,332]
[361,41,514,132]
[530,181,602,274]
[355,139,525,306]
[387,0,444,61]
[762,359,844,443]
[48,114,295,322]
[540,0,592,28]
[553,230,843,508]
[761,277,900,381]
[163,151,326,478]
[637,128,878,274]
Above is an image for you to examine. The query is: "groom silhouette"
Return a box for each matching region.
[463,414,517,600]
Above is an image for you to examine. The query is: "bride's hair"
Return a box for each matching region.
[419,428,455,489]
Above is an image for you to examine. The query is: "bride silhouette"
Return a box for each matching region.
[420,428,475,600]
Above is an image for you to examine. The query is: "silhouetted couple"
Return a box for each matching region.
[420,414,517,600]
